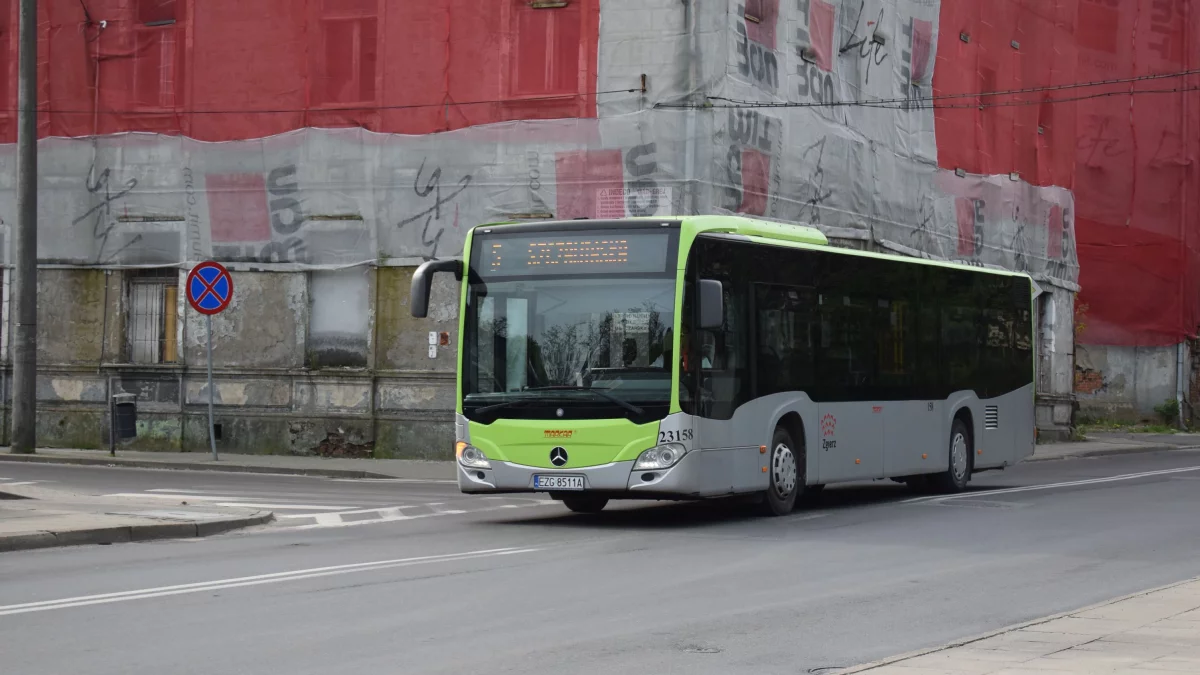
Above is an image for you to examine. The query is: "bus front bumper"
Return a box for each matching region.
[456,451,711,499]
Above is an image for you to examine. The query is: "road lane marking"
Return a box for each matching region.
[0,481,37,487]
[105,493,241,502]
[147,488,224,493]
[903,465,1200,504]
[0,547,541,617]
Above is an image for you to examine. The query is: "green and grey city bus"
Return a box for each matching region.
[410,215,1037,516]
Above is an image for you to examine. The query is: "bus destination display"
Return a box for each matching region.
[478,230,672,277]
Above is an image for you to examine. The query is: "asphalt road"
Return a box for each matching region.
[3,451,1200,674]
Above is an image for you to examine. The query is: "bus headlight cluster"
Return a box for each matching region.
[634,443,688,470]
[456,441,491,469]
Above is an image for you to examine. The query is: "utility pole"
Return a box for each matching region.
[10,0,37,454]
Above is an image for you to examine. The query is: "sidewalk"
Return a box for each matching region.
[0,448,457,481]
[1030,432,1200,463]
[0,483,273,553]
[842,576,1200,674]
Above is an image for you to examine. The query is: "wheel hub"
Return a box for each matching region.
[951,432,968,480]
[772,443,798,498]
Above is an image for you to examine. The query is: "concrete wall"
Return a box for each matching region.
[1076,344,1181,422]
[1035,286,1077,441]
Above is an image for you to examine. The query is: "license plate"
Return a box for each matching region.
[533,475,585,491]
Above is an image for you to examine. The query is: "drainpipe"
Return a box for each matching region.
[1178,342,1186,430]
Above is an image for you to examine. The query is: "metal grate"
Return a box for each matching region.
[127,270,179,364]
[984,405,999,430]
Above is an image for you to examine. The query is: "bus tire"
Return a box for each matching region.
[758,425,801,516]
[930,417,973,493]
[562,496,608,514]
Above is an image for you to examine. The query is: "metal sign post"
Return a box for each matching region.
[186,261,234,461]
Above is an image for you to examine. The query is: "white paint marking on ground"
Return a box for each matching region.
[213,503,354,511]
[104,493,241,502]
[278,504,412,519]
[902,465,1200,504]
[0,547,542,617]
[0,481,37,487]
[328,478,457,485]
[146,488,225,494]
[284,501,562,530]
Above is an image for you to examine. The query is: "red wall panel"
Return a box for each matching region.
[15,0,599,142]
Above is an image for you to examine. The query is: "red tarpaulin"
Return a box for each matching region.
[4,0,599,141]
[936,0,1200,346]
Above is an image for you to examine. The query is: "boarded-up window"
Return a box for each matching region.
[128,270,179,364]
[132,0,180,109]
[307,269,369,369]
[315,0,378,105]
[511,1,583,96]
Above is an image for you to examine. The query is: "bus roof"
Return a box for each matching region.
[471,215,1032,280]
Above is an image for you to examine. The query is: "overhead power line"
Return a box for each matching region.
[11,68,1200,116]
[659,68,1200,111]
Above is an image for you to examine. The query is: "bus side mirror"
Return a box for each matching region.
[698,279,724,330]
[410,258,463,318]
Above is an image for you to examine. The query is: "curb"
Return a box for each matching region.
[1028,443,1200,462]
[0,453,408,480]
[0,510,275,553]
[836,574,1200,673]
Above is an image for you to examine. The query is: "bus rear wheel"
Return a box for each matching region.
[758,426,801,516]
[930,417,973,493]
[562,496,608,514]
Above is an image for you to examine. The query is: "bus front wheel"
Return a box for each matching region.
[562,496,608,514]
[758,426,802,516]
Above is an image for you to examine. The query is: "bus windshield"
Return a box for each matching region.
[462,227,679,422]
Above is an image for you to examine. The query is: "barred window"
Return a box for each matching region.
[127,269,179,364]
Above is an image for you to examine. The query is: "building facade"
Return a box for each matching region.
[0,0,1126,454]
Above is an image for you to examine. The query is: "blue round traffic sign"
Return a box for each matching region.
[186,261,234,315]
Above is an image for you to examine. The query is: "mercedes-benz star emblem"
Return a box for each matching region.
[556,408,564,418]
[550,447,568,467]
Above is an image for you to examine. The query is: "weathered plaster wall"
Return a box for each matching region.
[19,266,453,458]
[36,269,120,364]
[1035,287,1077,440]
[183,272,307,369]
[377,266,458,372]
[1076,344,1179,421]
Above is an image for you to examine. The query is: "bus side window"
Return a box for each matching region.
[755,284,816,397]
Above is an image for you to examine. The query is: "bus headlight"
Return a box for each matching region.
[633,443,688,470]
[456,441,491,469]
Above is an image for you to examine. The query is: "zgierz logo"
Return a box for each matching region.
[820,413,837,451]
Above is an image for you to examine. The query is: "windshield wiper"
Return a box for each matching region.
[472,399,536,417]
[523,385,645,416]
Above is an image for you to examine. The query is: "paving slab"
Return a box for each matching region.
[0,483,273,553]
[840,575,1200,674]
